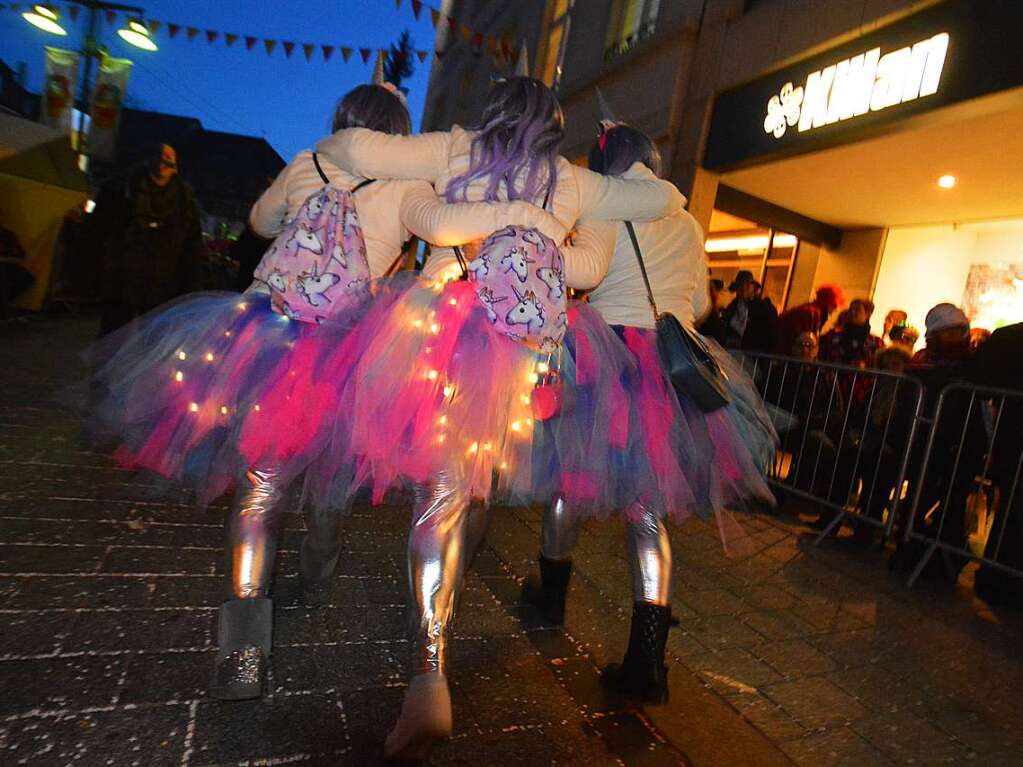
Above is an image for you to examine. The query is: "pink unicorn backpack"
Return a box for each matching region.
[252,153,374,324]
[457,224,568,354]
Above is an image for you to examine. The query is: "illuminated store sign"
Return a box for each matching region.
[764,33,949,139]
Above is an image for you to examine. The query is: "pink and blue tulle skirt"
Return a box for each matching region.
[299,279,776,524]
[81,279,412,506]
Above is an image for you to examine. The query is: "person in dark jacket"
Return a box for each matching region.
[720,269,778,353]
[96,143,204,335]
[968,323,1023,605]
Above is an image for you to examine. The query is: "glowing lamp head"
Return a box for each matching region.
[23,5,67,35]
[118,20,158,51]
[937,174,956,189]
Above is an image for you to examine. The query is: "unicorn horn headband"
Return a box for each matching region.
[371,50,408,107]
[515,41,530,78]
[595,86,625,149]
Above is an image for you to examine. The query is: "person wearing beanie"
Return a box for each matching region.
[775,283,845,355]
[911,302,971,367]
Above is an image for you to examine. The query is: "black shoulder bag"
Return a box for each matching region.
[625,221,730,413]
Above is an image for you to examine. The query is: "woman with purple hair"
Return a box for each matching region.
[314,77,684,758]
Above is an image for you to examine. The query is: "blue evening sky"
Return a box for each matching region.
[0,0,439,160]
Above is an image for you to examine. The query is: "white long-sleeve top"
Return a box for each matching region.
[562,205,711,330]
[249,149,567,277]
[315,126,685,283]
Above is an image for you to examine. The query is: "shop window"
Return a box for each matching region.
[705,209,799,311]
[539,0,571,86]
[605,0,661,60]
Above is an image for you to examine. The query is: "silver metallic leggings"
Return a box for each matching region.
[541,497,672,606]
[407,471,487,675]
[225,467,344,599]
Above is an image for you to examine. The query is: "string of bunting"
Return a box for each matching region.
[1,2,518,66]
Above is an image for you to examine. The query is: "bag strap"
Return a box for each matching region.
[452,244,469,280]
[351,178,375,194]
[312,152,331,184]
[625,221,659,320]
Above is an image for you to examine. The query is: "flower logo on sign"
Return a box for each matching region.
[764,82,804,138]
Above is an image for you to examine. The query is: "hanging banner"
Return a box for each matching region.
[40,46,78,135]
[86,56,133,161]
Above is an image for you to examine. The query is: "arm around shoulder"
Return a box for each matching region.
[316,128,450,182]
[574,162,685,223]
[561,220,617,291]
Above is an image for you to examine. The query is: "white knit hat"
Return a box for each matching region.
[924,303,969,337]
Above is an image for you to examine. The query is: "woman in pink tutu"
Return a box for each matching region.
[522,123,777,704]
[83,81,564,701]
[313,76,685,759]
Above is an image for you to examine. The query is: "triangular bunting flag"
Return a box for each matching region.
[341,47,353,62]
[245,36,257,50]
[225,33,239,47]
[148,20,160,35]
[447,17,457,32]
[187,27,199,41]
[394,0,402,8]
[322,45,334,62]
[105,10,115,24]
[411,0,423,20]
[429,9,440,28]
[168,23,181,38]
[435,48,445,61]
[68,5,80,21]
[359,48,372,64]
[206,30,219,44]
[461,25,472,44]
[473,32,483,49]
[282,41,295,58]
[416,50,428,63]
[486,36,497,55]
[264,39,277,55]
[302,43,315,61]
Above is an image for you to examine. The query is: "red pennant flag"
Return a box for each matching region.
[105,10,116,24]
[283,41,295,58]
[341,47,353,62]
[206,30,219,44]
[394,0,402,8]
[447,17,457,32]
[322,45,334,62]
[359,48,372,64]
[416,50,428,63]
[148,20,161,35]
[264,39,277,55]
[473,32,483,49]
[245,36,257,50]
[302,43,315,61]
[411,0,423,20]
[187,27,199,41]
[435,48,445,61]
[225,33,239,47]
[68,5,80,21]
[168,23,181,38]
[429,9,440,28]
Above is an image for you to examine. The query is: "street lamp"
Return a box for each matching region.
[22,0,155,170]
[117,19,158,51]
[22,5,68,36]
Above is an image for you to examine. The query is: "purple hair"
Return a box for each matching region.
[445,77,564,207]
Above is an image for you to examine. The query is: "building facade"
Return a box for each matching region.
[422,0,1023,335]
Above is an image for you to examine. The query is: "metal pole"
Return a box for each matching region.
[552,1,575,93]
[77,3,99,172]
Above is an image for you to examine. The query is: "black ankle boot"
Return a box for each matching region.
[601,601,671,704]
[299,535,341,607]
[210,597,273,701]
[521,554,572,625]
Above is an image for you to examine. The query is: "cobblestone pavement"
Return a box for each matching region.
[3,314,1023,766]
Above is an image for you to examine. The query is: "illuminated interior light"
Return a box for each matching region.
[23,5,67,35]
[704,233,798,253]
[937,174,956,189]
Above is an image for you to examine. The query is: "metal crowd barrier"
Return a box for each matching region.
[737,352,926,546]
[901,383,1023,587]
